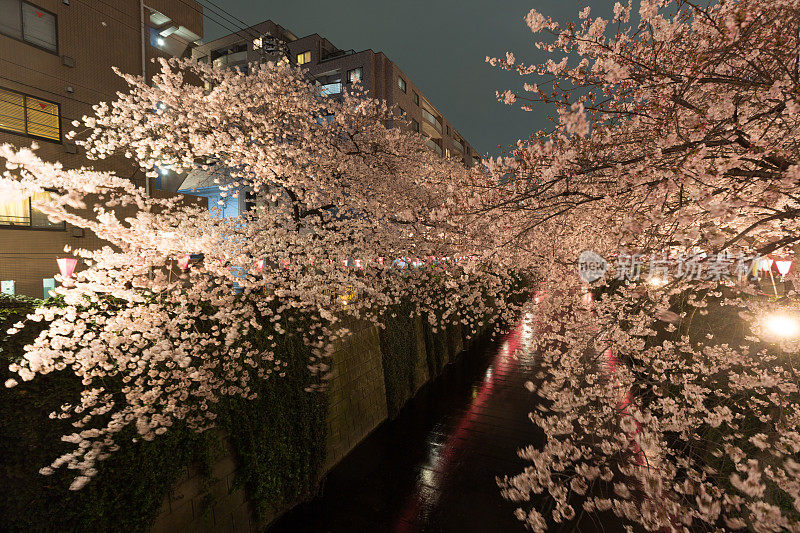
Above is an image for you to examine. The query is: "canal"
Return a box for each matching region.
[268,318,547,532]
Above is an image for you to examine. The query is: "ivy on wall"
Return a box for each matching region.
[377,299,420,418]
[0,295,326,532]
[218,311,328,522]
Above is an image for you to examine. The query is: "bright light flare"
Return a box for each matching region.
[647,275,667,287]
[765,313,800,339]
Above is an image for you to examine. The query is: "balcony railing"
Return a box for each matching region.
[320,49,356,62]
[424,138,442,156]
[212,50,247,68]
[452,138,464,153]
[421,109,442,133]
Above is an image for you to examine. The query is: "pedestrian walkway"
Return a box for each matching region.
[268,317,545,532]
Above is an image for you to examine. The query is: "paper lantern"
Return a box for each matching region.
[57,257,78,278]
[760,257,774,272]
[776,260,793,276]
[177,254,190,271]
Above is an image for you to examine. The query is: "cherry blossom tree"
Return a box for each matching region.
[1,58,529,490]
[483,0,800,530]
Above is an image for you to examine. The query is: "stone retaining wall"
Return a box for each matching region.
[151,317,464,532]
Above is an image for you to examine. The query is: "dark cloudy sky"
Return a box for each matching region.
[201,1,618,157]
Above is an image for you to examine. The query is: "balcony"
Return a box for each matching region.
[452,138,464,154]
[424,138,442,156]
[421,110,442,140]
[213,50,247,68]
[320,49,356,63]
[421,109,442,132]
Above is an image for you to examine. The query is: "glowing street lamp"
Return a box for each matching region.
[647,275,667,288]
[765,312,800,339]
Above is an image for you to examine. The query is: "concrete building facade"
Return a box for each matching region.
[192,20,480,168]
[0,0,204,296]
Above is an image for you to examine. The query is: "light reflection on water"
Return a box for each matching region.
[394,309,538,531]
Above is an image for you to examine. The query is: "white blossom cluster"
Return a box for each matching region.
[485,0,800,531]
[1,59,528,490]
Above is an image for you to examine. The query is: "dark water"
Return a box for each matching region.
[268,320,549,533]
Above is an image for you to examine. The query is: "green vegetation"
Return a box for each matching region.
[0,295,326,532]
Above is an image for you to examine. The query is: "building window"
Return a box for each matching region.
[0,191,65,229]
[319,81,342,96]
[296,50,311,65]
[0,87,60,141]
[398,76,406,93]
[398,107,406,117]
[347,67,362,84]
[446,125,450,135]
[1,1,57,52]
[411,118,419,132]
[413,91,419,105]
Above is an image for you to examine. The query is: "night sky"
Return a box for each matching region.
[202,1,619,158]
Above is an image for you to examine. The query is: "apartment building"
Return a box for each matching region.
[192,20,480,168]
[0,0,204,296]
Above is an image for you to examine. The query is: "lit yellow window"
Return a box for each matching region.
[0,191,62,228]
[0,89,25,135]
[26,96,60,140]
[296,51,311,65]
[0,193,30,226]
[0,88,60,141]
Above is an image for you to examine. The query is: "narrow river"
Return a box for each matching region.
[268,318,547,532]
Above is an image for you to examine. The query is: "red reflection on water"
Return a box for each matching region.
[393,320,528,531]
